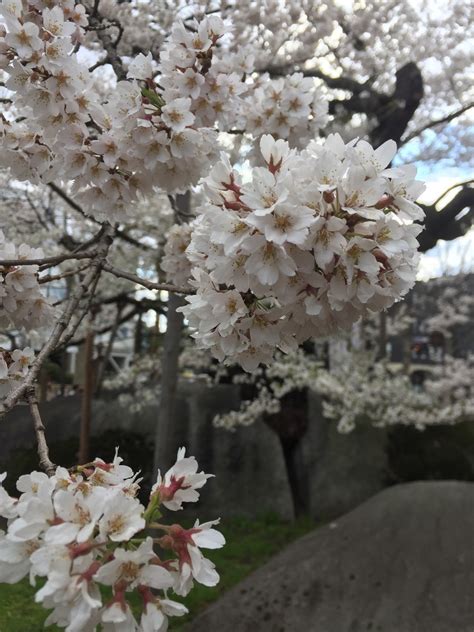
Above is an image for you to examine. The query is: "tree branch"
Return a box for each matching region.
[26,388,56,476]
[62,305,138,348]
[268,61,424,147]
[418,185,474,252]
[401,102,474,145]
[102,263,194,295]
[0,251,96,268]
[58,263,104,349]
[266,64,366,94]
[87,12,126,80]
[432,179,474,208]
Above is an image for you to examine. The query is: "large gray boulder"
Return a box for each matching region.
[188,481,474,632]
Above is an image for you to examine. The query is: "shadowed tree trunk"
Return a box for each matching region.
[378,311,387,360]
[262,390,310,517]
[153,292,185,471]
[79,318,94,464]
[153,192,190,472]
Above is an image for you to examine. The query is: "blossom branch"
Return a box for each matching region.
[266,63,368,94]
[102,263,194,295]
[0,226,114,418]
[26,388,56,477]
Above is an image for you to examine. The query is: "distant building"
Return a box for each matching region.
[388,273,474,383]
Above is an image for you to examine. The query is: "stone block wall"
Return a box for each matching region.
[0,382,389,522]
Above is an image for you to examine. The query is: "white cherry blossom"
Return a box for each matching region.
[153,446,213,511]
[180,134,424,370]
[0,451,223,631]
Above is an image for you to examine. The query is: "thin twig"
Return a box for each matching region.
[62,305,138,349]
[432,179,474,208]
[0,251,96,268]
[89,57,109,73]
[39,263,91,284]
[95,303,124,394]
[58,265,103,349]
[102,263,194,295]
[401,102,474,145]
[26,388,56,476]
[48,182,87,216]
[48,182,153,251]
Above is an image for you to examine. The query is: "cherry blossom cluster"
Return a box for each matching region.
[0,4,241,220]
[157,16,246,130]
[179,133,425,371]
[0,231,55,329]
[0,1,90,183]
[314,353,474,433]
[0,447,224,631]
[0,346,34,398]
[245,72,329,148]
[423,356,474,424]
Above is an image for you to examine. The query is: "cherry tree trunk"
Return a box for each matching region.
[153,292,185,471]
[378,311,387,360]
[153,192,189,472]
[262,389,310,517]
[79,323,94,464]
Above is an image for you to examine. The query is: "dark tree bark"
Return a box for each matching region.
[134,311,144,355]
[378,311,387,361]
[95,304,124,395]
[79,322,94,464]
[369,63,424,146]
[262,389,310,517]
[418,185,474,253]
[269,61,424,148]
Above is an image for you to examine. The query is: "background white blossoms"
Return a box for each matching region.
[315,352,474,434]
[0,448,225,632]
[0,346,34,398]
[0,231,55,331]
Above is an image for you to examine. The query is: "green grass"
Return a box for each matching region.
[0,514,315,631]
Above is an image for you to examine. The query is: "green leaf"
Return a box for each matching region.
[141,88,165,110]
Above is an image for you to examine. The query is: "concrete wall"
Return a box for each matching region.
[0,382,388,521]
